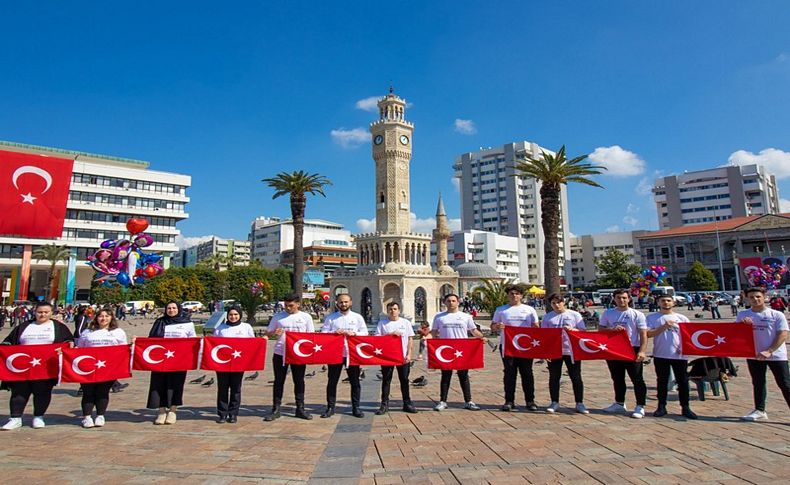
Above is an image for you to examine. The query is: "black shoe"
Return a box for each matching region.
[653,406,667,417]
[403,403,418,414]
[375,404,388,415]
[681,407,698,420]
[264,408,281,422]
[215,416,226,424]
[295,407,313,420]
[320,406,335,419]
[501,402,514,412]
[226,415,237,423]
[526,402,538,412]
[352,407,365,418]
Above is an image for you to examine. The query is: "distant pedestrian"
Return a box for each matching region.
[710,298,721,320]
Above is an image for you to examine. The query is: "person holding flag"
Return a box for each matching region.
[1,302,73,430]
[490,284,540,412]
[540,293,588,414]
[265,294,315,422]
[320,293,368,418]
[431,294,486,411]
[375,302,417,415]
[737,287,790,422]
[74,308,128,428]
[646,295,697,419]
[599,289,649,419]
[212,305,255,424]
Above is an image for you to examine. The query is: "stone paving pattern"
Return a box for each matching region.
[0,309,788,484]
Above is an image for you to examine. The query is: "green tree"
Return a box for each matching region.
[514,146,605,299]
[685,261,719,291]
[197,254,234,271]
[149,274,205,305]
[470,279,516,315]
[595,248,642,289]
[227,266,276,323]
[90,285,126,305]
[32,244,71,301]
[262,170,331,297]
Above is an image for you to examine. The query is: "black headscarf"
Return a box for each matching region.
[225,305,243,326]
[149,301,193,337]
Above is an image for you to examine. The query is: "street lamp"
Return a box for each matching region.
[712,207,726,291]
[732,249,741,293]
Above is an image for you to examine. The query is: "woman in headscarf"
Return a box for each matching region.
[146,301,196,425]
[212,305,255,423]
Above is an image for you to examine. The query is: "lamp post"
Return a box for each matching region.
[711,207,726,291]
[732,249,741,293]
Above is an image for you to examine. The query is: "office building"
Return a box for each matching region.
[569,230,648,288]
[436,229,529,283]
[194,236,250,268]
[248,216,352,268]
[280,239,357,281]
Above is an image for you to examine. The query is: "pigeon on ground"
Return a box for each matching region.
[189,375,207,384]
[201,377,215,387]
[408,360,415,368]
[320,365,327,373]
[360,370,366,379]
[244,371,259,381]
[412,376,427,387]
[305,370,316,378]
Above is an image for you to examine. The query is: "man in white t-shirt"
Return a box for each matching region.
[598,289,649,419]
[375,302,417,415]
[490,285,539,412]
[431,294,485,411]
[320,293,368,418]
[646,295,697,419]
[541,293,588,414]
[736,287,790,421]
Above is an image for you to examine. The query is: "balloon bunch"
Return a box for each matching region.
[746,263,788,289]
[630,265,668,298]
[88,218,165,287]
[251,281,268,295]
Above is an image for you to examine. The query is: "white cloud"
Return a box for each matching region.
[727,148,790,179]
[355,96,379,112]
[780,198,790,212]
[356,218,376,233]
[330,127,368,148]
[355,213,461,234]
[451,177,460,192]
[605,225,622,233]
[626,203,639,214]
[454,119,477,135]
[623,216,639,226]
[589,145,646,176]
[175,234,215,250]
[635,177,653,196]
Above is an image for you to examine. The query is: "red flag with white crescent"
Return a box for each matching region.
[679,322,755,357]
[132,338,201,371]
[61,345,132,383]
[567,330,635,361]
[503,327,563,359]
[346,335,404,366]
[284,332,344,365]
[0,343,65,381]
[427,338,484,370]
[200,336,267,371]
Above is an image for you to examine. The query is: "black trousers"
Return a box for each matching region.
[548,356,584,403]
[81,380,114,416]
[747,359,790,412]
[9,379,56,417]
[326,363,360,407]
[653,357,690,407]
[271,354,306,406]
[502,356,535,404]
[146,371,187,409]
[216,371,244,417]
[380,364,411,404]
[440,370,471,402]
[605,347,647,406]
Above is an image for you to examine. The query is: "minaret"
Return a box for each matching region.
[433,193,453,273]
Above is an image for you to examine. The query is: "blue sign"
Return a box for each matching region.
[303,268,325,285]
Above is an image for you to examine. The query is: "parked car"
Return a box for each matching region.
[181,301,204,312]
[124,300,155,312]
[673,292,689,305]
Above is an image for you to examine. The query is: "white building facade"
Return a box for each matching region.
[248,216,352,268]
[195,236,251,267]
[569,230,647,288]
[436,229,529,283]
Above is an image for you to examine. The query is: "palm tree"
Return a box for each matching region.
[470,278,516,316]
[197,254,234,271]
[32,243,71,302]
[514,146,605,298]
[262,170,331,297]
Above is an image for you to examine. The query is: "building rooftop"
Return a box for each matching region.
[455,261,500,279]
[0,140,150,168]
[639,213,790,239]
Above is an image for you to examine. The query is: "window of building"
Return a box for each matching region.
[660,247,670,259]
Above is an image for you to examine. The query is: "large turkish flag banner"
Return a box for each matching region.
[567,330,636,361]
[503,327,563,359]
[0,149,74,238]
[284,332,344,365]
[132,338,201,371]
[0,343,65,381]
[60,345,132,383]
[680,322,756,357]
[346,335,404,366]
[427,339,484,370]
[200,337,267,371]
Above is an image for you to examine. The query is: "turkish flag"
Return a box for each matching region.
[0,343,65,381]
[132,337,201,371]
[200,337,267,372]
[60,345,132,383]
[427,338,484,370]
[503,327,563,359]
[346,335,404,366]
[680,322,756,357]
[0,149,74,238]
[567,330,635,361]
[284,332,344,365]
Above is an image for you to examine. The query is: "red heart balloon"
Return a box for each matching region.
[126,218,149,235]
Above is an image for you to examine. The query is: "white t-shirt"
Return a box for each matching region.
[376,317,415,358]
[431,311,476,339]
[78,328,128,348]
[162,322,197,339]
[541,310,586,355]
[599,307,647,346]
[493,304,539,356]
[737,308,789,361]
[268,310,315,356]
[646,312,689,360]
[321,310,368,357]
[213,322,256,338]
[19,321,55,345]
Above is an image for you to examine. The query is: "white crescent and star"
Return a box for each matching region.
[434,345,456,363]
[293,339,315,358]
[578,338,606,353]
[72,355,98,376]
[5,353,32,373]
[12,165,53,205]
[142,345,166,364]
[690,330,725,349]
[210,344,233,364]
[512,334,541,351]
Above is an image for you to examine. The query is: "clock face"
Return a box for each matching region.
[399,134,409,145]
[374,135,383,145]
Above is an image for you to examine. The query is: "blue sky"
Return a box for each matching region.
[2,1,789,245]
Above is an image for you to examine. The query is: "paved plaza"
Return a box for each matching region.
[0,310,788,484]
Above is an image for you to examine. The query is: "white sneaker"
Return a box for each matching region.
[575,403,590,414]
[94,415,105,427]
[464,401,480,411]
[631,405,645,419]
[603,402,628,413]
[546,402,560,413]
[434,401,447,411]
[741,409,768,421]
[32,416,45,429]
[81,416,95,428]
[1,418,22,430]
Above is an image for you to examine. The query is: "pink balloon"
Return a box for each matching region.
[133,233,154,248]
